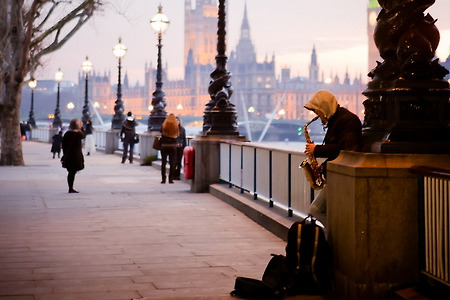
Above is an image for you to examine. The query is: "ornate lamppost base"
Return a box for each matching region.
[362,79,450,154]
[148,114,167,132]
[111,116,124,130]
[203,110,239,136]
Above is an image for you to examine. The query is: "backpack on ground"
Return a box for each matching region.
[231,215,332,299]
[285,215,332,295]
[231,254,288,299]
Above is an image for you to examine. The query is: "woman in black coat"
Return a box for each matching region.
[62,119,86,193]
[51,130,63,159]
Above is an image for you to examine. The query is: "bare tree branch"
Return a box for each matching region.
[33,1,60,32]
[31,0,99,48]
[0,0,103,165]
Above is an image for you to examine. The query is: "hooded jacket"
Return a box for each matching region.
[120,117,137,142]
[304,90,338,125]
[305,90,362,162]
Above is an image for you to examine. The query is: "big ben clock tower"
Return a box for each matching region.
[367,0,381,73]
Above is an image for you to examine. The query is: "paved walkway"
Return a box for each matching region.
[0,141,327,300]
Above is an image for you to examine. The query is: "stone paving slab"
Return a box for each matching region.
[0,142,327,300]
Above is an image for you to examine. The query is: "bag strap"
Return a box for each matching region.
[311,226,320,284]
[302,214,317,225]
[296,223,302,270]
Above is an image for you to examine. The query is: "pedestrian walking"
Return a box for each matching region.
[24,122,32,141]
[20,121,26,141]
[51,130,63,159]
[160,114,179,184]
[84,119,95,156]
[174,116,186,180]
[61,119,86,193]
[120,112,138,164]
[303,90,362,228]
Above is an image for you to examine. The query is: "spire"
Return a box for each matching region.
[311,45,317,66]
[240,2,250,40]
[186,48,194,66]
[344,66,350,85]
[235,2,256,64]
[123,71,129,89]
[309,45,319,83]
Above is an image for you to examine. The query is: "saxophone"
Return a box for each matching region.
[300,116,326,190]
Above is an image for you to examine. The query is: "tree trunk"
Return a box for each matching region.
[0,0,99,165]
[1,77,25,166]
[0,0,26,166]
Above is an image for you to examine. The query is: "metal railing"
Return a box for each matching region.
[31,128,140,157]
[219,140,320,218]
[30,128,51,142]
[412,166,450,289]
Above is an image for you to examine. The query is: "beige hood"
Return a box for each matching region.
[304,90,338,124]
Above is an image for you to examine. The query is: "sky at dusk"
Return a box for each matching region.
[36,0,450,86]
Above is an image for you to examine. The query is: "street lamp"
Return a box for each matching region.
[148,4,170,132]
[202,0,238,135]
[111,38,127,129]
[27,78,37,128]
[53,69,64,129]
[81,56,93,124]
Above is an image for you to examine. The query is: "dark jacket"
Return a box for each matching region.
[120,119,137,142]
[85,122,93,135]
[62,130,86,171]
[51,134,63,153]
[314,106,362,161]
[161,136,178,149]
[176,126,187,148]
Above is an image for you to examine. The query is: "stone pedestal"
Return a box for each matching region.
[327,151,450,300]
[191,134,247,193]
[105,130,119,154]
[139,132,160,165]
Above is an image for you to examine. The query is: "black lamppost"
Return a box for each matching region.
[148,4,170,132]
[111,38,127,129]
[27,78,37,128]
[81,56,93,124]
[202,0,238,135]
[53,69,64,129]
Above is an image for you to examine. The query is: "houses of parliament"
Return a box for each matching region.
[77,0,385,125]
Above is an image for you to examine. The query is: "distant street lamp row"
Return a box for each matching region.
[28,5,171,133]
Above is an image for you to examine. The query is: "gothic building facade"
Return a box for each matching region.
[90,1,375,125]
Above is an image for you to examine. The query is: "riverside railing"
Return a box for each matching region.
[411,166,450,291]
[30,128,51,142]
[219,140,320,218]
[31,128,140,157]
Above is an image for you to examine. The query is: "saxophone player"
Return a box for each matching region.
[304,90,362,228]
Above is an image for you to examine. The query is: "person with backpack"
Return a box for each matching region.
[160,114,179,184]
[304,90,362,228]
[120,112,138,164]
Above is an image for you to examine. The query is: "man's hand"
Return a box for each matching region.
[305,142,316,156]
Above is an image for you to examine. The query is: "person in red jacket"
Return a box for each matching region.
[304,90,362,228]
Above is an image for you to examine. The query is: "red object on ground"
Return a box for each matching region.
[183,146,195,180]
